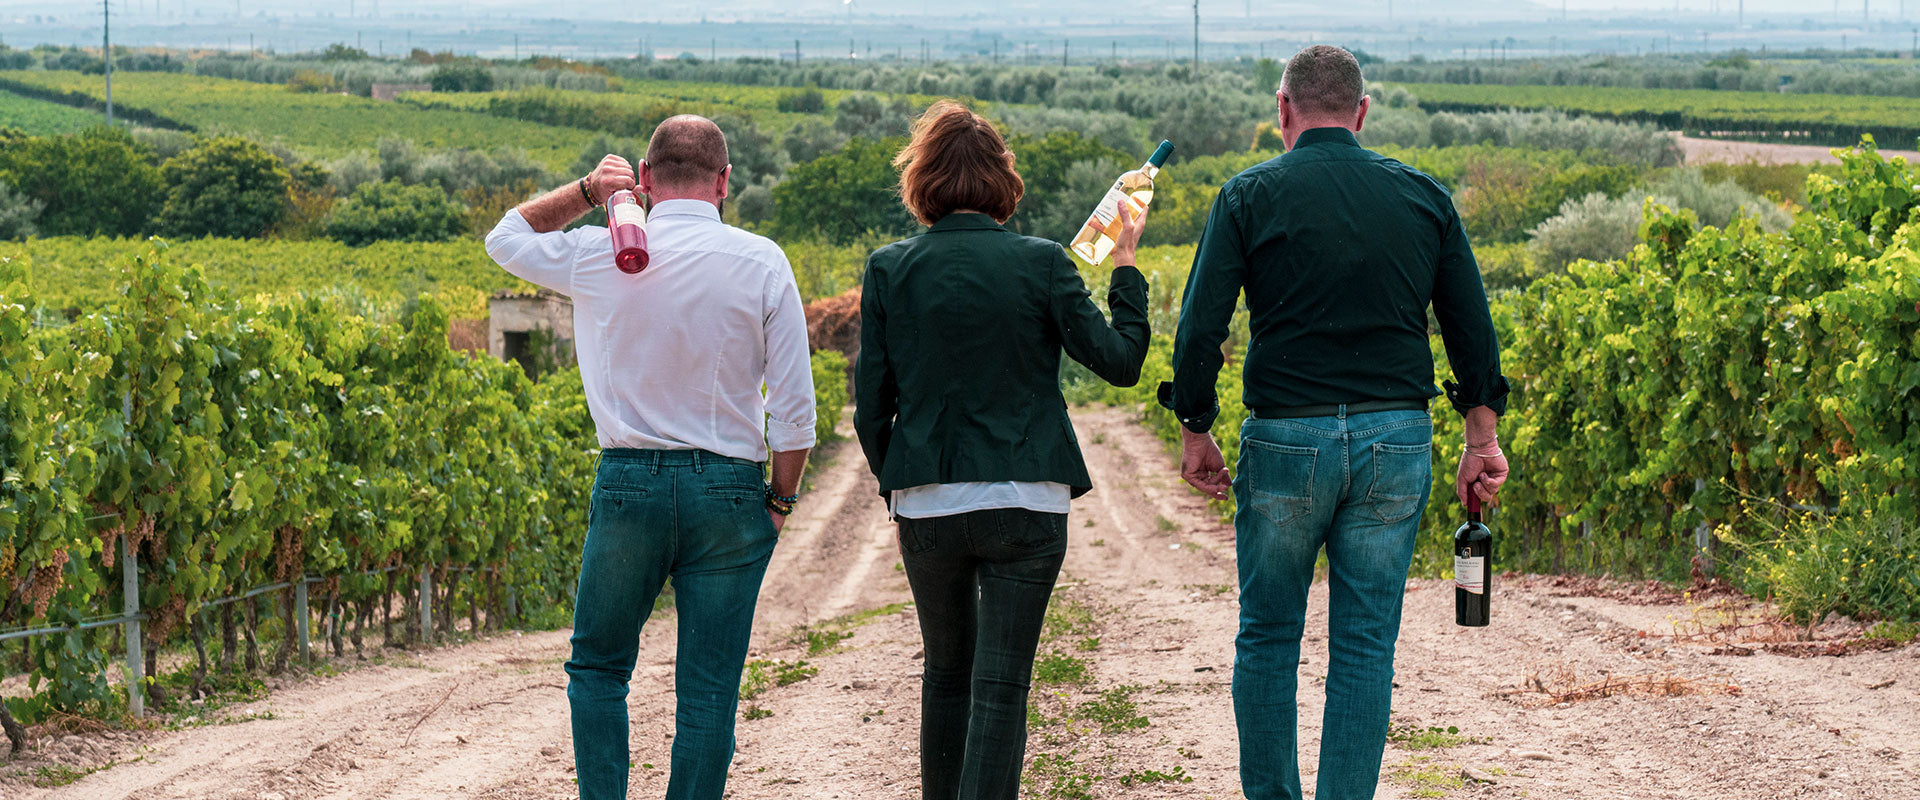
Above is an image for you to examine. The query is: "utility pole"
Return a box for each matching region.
[1192,0,1200,75]
[1063,39,1069,67]
[103,0,114,126]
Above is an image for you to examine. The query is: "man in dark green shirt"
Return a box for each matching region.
[1163,46,1511,800]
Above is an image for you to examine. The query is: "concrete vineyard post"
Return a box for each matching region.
[295,579,311,666]
[121,534,143,717]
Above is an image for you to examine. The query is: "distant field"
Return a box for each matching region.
[1390,82,1920,148]
[402,80,966,139]
[0,88,104,134]
[2,236,529,313]
[0,71,598,168]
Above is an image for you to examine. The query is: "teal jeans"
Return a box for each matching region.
[1231,409,1433,800]
[566,449,777,800]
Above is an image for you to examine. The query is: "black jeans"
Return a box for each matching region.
[898,507,1069,800]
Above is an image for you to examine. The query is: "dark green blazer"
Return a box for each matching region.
[854,213,1150,499]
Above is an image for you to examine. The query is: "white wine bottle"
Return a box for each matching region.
[1069,140,1174,266]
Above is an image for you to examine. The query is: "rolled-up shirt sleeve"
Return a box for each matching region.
[1432,211,1510,414]
[484,208,581,296]
[762,251,818,452]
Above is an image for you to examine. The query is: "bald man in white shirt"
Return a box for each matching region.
[485,115,814,800]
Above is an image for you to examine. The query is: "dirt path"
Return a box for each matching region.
[8,407,1918,799]
[1677,134,1920,165]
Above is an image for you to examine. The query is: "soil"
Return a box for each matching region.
[5,406,1917,799]
[1677,135,1920,165]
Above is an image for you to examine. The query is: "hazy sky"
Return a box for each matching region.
[1,1,1910,18]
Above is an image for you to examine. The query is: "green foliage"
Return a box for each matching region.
[0,89,104,134]
[0,70,591,170]
[1390,81,1920,148]
[810,349,850,443]
[770,137,916,245]
[324,179,468,246]
[155,136,295,239]
[1725,508,1918,625]
[0,248,601,713]
[0,126,164,237]
[428,62,496,93]
[0,236,515,310]
[776,88,826,114]
[1528,168,1791,272]
[0,179,43,240]
[1033,652,1091,685]
[1003,131,1130,243]
[1388,723,1484,749]
[1116,766,1192,786]
[1075,685,1150,734]
[833,93,917,141]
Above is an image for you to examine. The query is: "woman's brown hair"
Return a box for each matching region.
[893,100,1024,226]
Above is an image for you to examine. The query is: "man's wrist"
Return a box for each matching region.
[578,175,600,207]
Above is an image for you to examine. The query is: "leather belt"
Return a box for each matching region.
[1250,399,1429,419]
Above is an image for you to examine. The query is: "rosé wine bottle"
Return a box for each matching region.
[606,189,650,274]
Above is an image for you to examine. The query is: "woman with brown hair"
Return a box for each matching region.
[853,100,1153,799]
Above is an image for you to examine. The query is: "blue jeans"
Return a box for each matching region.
[897,509,1069,800]
[1231,409,1433,800]
[566,449,778,800]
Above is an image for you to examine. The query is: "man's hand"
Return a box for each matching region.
[1455,448,1509,507]
[588,154,637,205]
[1109,200,1150,266]
[1180,428,1232,500]
[769,510,789,533]
[1456,406,1508,506]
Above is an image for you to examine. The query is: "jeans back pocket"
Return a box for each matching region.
[995,510,1066,549]
[1239,438,1317,529]
[1366,441,1432,523]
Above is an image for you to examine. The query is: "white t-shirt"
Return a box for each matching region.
[485,201,816,461]
[891,481,1072,519]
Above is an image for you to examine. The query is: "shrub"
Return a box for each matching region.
[1527,191,1649,272]
[324,179,468,245]
[428,62,496,92]
[776,87,826,114]
[155,136,295,239]
[286,70,340,93]
[771,138,916,245]
[1726,509,1918,625]
[0,180,44,240]
[782,119,848,166]
[0,126,164,237]
[810,349,851,443]
[834,93,916,141]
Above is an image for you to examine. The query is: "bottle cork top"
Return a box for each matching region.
[1148,140,1175,167]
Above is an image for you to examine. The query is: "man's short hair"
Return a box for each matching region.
[647,115,729,188]
[1281,45,1365,117]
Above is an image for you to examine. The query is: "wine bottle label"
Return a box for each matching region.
[1454,555,1486,595]
[1088,179,1129,227]
[611,202,647,230]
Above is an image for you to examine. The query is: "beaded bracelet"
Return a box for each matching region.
[577,176,598,207]
[765,485,798,516]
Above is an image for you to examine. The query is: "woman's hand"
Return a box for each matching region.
[1110,200,1150,266]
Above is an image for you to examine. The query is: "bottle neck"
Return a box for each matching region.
[1468,510,1482,524]
[1140,161,1159,180]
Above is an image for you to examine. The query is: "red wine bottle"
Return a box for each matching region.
[607,189,650,274]
[1454,494,1492,627]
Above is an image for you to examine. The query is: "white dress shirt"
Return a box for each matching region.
[485,199,816,462]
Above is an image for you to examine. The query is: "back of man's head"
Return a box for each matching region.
[646,115,729,190]
[1281,45,1364,118]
